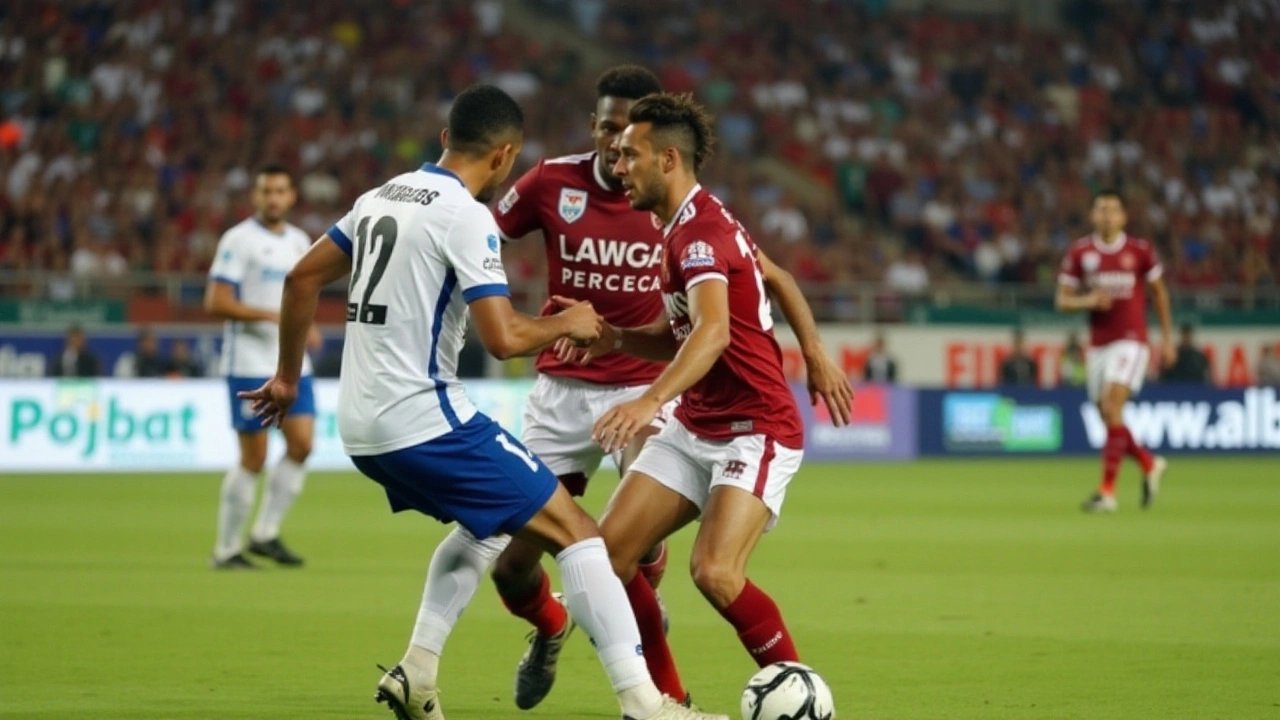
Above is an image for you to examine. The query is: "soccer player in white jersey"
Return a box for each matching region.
[239,85,728,720]
[205,164,322,569]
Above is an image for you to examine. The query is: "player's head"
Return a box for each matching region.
[442,84,524,202]
[252,164,296,225]
[613,92,716,212]
[592,65,662,187]
[1090,189,1127,238]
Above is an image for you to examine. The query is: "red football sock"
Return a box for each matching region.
[1121,425,1155,473]
[1100,424,1126,495]
[498,569,567,637]
[718,580,799,667]
[637,542,668,589]
[624,573,685,699]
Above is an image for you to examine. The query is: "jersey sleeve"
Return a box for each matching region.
[208,229,246,286]
[1143,242,1164,283]
[326,199,361,257]
[493,162,544,241]
[674,227,732,290]
[1057,247,1082,287]
[443,203,512,303]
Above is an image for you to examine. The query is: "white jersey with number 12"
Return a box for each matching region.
[327,163,511,456]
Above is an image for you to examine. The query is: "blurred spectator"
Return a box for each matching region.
[1257,345,1280,386]
[1060,331,1087,387]
[1162,323,1211,384]
[760,193,809,244]
[167,340,203,378]
[863,332,898,384]
[51,325,99,378]
[1000,328,1039,386]
[134,327,169,378]
[884,249,929,296]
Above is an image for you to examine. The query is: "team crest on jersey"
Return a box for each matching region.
[498,187,519,215]
[558,188,588,224]
[680,240,716,270]
[1081,252,1101,273]
[1120,252,1135,270]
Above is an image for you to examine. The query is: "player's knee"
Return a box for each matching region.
[491,548,536,590]
[689,552,744,608]
[1100,399,1124,426]
[239,451,266,474]
[285,437,313,462]
[599,517,643,580]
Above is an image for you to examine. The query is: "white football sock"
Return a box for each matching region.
[250,457,306,542]
[557,537,663,719]
[406,527,509,686]
[214,466,257,560]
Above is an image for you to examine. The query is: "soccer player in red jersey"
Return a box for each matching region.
[1057,190,1175,512]
[493,67,852,708]
[561,93,821,701]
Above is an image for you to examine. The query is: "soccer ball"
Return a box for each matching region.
[740,661,835,720]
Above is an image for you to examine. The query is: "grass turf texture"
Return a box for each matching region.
[1,458,1277,720]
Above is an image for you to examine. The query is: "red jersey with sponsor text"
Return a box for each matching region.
[495,152,665,385]
[1057,233,1163,347]
[662,186,804,448]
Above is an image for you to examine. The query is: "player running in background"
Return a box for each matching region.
[1057,190,1173,512]
[205,164,322,569]
[557,92,827,702]
[239,85,727,720]
[493,66,852,709]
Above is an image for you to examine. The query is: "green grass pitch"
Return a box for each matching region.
[1,458,1277,719]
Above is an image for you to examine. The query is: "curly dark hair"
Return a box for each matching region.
[596,65,662,101]
[627,92,717,172]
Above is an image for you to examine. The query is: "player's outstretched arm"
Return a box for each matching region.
[469,295,602,360]
[591,280,729,452]
[277,235,352,382]
[204,281,279,323]
[239,234,351,428]
[759,250,853,426]
[546,297,677,365]
[1150,276,1176,368]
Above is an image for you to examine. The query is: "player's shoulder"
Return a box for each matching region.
[677,188,737,239]
[1126,235,1155,252]
[1065,235,1095,255]
[218,217,259,245]
[532,152,595,185]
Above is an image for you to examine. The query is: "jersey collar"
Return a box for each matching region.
[1092,232,1127,254]
[590,152,614,193]
[662,183,703,238]
[420,162,465,188]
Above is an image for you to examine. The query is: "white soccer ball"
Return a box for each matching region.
[740,661,836,720]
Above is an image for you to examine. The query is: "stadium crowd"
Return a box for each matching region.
[1,0,1279,299]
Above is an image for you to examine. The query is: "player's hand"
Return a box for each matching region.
[554,323,618,365]
[1091,290,1113,311]
[1161,339,1177,369]
[805,351,853,427]
[550,295,603,346]
[593,395,661,453]
[236,376,297,429]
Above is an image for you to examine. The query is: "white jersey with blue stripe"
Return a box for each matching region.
[208,217,314,378]
[328,163,510,456]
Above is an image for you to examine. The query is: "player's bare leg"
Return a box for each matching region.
[380,483,724,720]
[500,427,669,710]
[493,476,579,710]
[212,431,268,569]
[691,486,799,666]
[1085,383,1161,512]
[623,426,672,589]
[248,414,312,565]
[599,471,700,702]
